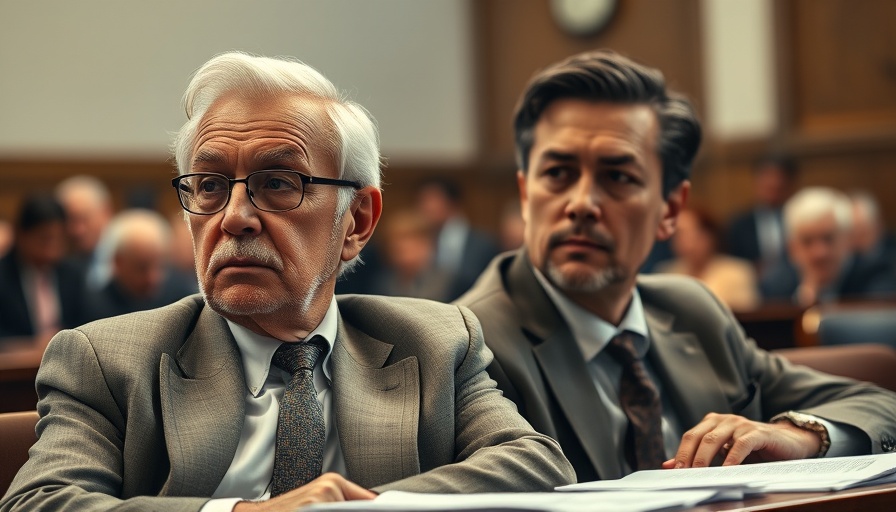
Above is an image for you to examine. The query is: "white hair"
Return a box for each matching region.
[849,189,881,224]
[89,209,171,289]
[784,187,853,235]
[101,209,172,256]
[171,51,382,274]
[55,174,112,208]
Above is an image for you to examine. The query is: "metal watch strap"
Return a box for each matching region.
[771,411,831,458]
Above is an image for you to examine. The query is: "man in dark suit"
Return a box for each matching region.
[0,195,85,346]
[725,154,797,278]
[416,176,500,300]
[1,52,573,512]
[81,209,197,323]
[456,49,896,482]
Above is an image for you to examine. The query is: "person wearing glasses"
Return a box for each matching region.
[1,52,574,512]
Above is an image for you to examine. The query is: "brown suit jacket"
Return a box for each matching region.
[456,250,896,482]
[1,294,574,511]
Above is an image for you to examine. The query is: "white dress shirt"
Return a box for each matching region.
[533,269,863,475]
[201,297,346,511]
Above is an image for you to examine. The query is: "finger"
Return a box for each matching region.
[690,422,737,468]
[722,428,766,466]
[339,480,377,501]
[673,414,723,468]
[661,458,677,470]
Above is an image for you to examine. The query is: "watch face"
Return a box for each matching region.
[550,0,618,37]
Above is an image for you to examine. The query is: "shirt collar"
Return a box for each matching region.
[533,268,649,362]
[226,296,339,397]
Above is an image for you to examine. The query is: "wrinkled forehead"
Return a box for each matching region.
[192,91,338,166]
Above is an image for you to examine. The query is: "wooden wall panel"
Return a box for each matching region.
[475,0,704,166]
[786,0,896,136]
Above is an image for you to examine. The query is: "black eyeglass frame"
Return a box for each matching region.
[171,170,362,215]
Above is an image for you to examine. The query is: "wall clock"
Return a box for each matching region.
[549,0,618,38]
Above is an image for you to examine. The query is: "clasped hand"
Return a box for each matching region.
[234,473,376,511]
[662,413,822,469]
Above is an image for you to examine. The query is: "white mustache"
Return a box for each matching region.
[208,238,284,273]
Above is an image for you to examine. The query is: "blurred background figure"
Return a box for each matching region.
[0,194,86,346]
[415,176,499,300]
[658,206,759,312]
[761,187,896,306]
[167,211,199,292]
[849,190,896,279]
[0,218,13,258]
[82,209,196,322]
[372,209,451,301]
[726,154,798,278]
[498,200,526,253]
[55,175,114,289]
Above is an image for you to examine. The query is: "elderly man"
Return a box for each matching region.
[1,52,573,511]
[55,175,115,289]
[82,209,196,322]
[456,50,896,483]
[761,187,896,305]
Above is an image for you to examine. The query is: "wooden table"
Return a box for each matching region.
[686,482,896,511]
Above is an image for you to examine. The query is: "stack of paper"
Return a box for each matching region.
[306,489,733,512]
[307,453,896,511]
[558,452,896,494]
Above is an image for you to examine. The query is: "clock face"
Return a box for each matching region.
[550,0,618,37]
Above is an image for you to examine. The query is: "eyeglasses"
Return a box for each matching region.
[172,170,361,215]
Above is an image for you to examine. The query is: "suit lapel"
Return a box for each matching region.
[507,253,624,480]
[159,305,246,497]
[643,300,729,430]
[332,313,420,489]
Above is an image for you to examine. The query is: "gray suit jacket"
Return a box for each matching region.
[456,251,896,482]
[1,294,574,511]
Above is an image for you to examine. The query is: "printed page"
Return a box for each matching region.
[305,489,726,512]
[559,453,896,493]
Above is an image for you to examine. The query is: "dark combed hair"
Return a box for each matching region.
[513,49,701,197]
[16,194,67,232]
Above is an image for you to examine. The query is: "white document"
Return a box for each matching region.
[305,489,729,512]
[559,452,896,493]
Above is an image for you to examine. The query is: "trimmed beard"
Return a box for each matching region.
[545,260,626,294]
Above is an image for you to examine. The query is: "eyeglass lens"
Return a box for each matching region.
[177,171,304,213]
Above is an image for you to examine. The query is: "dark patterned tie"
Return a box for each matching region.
[605,331,665,471]
[270,338,327,496]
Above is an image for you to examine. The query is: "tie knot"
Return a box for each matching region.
[272,338,326,375]
[605,331,642,366]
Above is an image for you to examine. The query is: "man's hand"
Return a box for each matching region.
[234,473,376,511]
[662,413,822,469]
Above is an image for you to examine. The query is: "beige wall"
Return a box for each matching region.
[2,0,894,233]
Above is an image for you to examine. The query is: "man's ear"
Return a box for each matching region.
[656,180,690,241]
[341,186,383,262]
[517,170,529,224]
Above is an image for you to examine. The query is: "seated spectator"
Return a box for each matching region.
[0,194,85,347]
[82,209,197,322]
[372,209,452,301]
[726,154,797,278]
[55,175,114,289]
[761,187,896,306]
[658,207,759,312]
[168,211,200,292]
[849,189,896,279]
[0,218,12,258]
[415,176,500,300]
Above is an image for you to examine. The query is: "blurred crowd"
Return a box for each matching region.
[649,155,896,312]
[0,176,198,358]
[3,159,895,359]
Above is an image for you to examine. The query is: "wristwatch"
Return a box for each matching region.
[771,411,831,458]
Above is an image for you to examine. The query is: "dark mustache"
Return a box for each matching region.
[547,227,615,252]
